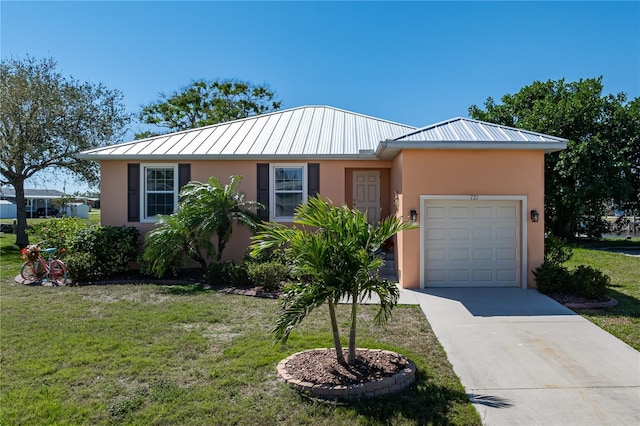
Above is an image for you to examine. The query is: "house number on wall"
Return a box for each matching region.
[470,195,479,200]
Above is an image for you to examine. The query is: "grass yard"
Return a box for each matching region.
[566,241,640,351]
[0,282,480,425]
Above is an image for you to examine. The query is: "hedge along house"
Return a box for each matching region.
[78,105,566,289]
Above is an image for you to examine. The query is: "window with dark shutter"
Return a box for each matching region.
[127,164,140,222]
[178,164,191,189]
[256,163,269,221]
[308,163,320,198]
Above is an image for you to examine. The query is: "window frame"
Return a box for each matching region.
[140,163,179,223]
[269,163,307,222]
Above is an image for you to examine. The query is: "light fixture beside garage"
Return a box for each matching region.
[410,209,418,223]
[530,210,540,223]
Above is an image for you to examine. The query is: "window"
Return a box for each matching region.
[141,164,178,221]
[270,164,307,221]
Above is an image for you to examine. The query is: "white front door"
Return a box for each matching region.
[423,199,520,287]
[353,171,380,224]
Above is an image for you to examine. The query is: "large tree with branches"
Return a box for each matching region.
[0,56,130,247]
[135,79,281,139]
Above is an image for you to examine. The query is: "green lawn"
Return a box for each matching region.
[2,228,638,425]
[566,241,640,351]
[0,225,480,425]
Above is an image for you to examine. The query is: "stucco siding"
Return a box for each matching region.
[395,150,545,289]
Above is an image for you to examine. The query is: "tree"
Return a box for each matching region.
[143,175,261,278]
[251,196,416,366]
[0,56,129,247]
[468,77,640,239]
[136,79,281,138]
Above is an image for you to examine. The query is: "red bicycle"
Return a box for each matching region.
[20,241,68,286]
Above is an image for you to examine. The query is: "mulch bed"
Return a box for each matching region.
[547,293,618,309]
[284,348,410,386]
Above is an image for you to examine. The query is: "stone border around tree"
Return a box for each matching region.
[276,348,416,400]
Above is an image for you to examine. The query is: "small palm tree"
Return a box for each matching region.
[180,175,262,261]
[143,175,261,278]
[251,196,416,365]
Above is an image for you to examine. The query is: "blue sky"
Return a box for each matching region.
[2,1,639,192]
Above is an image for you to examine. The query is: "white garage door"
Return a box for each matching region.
[423,199,520,287]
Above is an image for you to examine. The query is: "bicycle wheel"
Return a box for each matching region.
[49,260,68,286]
[20,260,46,283]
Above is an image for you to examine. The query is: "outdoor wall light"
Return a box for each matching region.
[410,209,418,223]
[531,210,540,223]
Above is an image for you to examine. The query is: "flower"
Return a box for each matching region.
[20,244,39,262]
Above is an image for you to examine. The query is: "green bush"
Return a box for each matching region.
[533,262,572,294]
[534,262,610,300]
[28,217,88,257]
[65,252,94,282]
[67,225,140,282]
[207,261,252,287]
[544,234,573,265]
[247,261,288,291]
[571,265,610,300]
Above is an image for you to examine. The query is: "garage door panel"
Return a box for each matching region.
[450,228,470,240]
[472,270,493,282]
[473,248,494,260]
[473,206,493,218]
[426,206,446,218]
[424,199,520,287]
[472,227,493,240]
[425,227,447,240]
[497,248,517,260]
[497,206,517,218]
[450,207,470,218]
[425,248,446,261]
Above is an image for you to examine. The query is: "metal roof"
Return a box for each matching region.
[392,117,567,143]
[78,105,416,160]
[78,109,568,161]
[0,188,67,199]
[374,117,568,159]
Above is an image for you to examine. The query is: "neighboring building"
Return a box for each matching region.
[0,188,65,218]
[78,105,567,289]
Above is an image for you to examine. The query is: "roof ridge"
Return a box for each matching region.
[394,116,567,142]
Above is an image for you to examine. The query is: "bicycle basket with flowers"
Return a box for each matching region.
[20,244,39,262]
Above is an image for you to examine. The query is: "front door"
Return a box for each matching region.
[353,171,380,224]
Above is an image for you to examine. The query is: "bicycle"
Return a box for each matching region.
[20,241,68,286]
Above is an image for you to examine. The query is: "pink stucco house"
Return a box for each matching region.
[78,105,566,289]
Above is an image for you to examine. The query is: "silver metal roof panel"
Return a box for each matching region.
[77,108,566,161]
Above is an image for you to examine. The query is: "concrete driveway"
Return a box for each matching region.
[397,288,640,426]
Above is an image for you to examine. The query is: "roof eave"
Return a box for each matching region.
[375,140,568,160]
[75,153,381,162]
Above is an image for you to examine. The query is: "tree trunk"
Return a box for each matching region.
[12,179,29,248]
[348,291,358,365]
[327,301,345,365]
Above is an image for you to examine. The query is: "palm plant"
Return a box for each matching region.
[180,175,262,261]
[143,175,261,278]
[251,196,416,365]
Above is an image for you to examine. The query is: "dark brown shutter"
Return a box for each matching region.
[127,164,140,222]
[256,163,269,221]
[308,163,320,198]
[178,164,191,189]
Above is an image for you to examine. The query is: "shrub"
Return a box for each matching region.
[534,262,610,300]
[207,261,252,287]
[544,235,573,265]
[247,261,288,291]
[571,265,610,300]
[533,262,572,294]
[65,252,94,282]
[28,217,88,257]
[67,225,139,282]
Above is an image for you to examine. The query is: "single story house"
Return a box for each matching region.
[78,105,567,289]
[0,188,65,218]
